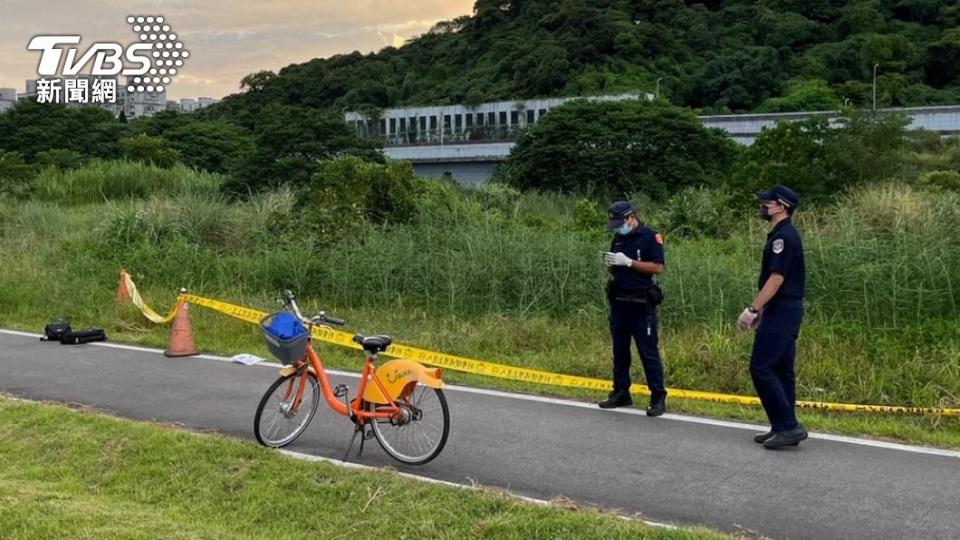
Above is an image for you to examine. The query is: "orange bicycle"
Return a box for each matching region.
[253,290,450,465]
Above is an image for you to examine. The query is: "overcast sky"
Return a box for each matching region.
[0,0,474,100]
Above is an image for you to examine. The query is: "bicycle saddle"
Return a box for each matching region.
[353,334,392,353]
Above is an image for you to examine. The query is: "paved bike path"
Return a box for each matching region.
[0,330,957,539]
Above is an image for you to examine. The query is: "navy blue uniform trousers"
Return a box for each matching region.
[750,298,804,432]
[609,300,665,393]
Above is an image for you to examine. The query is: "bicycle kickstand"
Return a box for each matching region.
[357,420,380,459]
[343,422,374,461]
[342,423,362,461]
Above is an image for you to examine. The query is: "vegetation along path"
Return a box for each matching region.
[0,330,957,540]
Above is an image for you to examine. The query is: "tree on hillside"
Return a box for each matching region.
[0,101,125,161]
[499,99,737,200]
[223,104,382,195]
[925,29,960,88]
[240,70,278,93]
[756,79,841,112]
[195,0,960,116]
[164,121,255,174]
[692,46,785,112]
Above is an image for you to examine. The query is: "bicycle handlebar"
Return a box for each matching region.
[324,315,346,326]
[281,289,346,327]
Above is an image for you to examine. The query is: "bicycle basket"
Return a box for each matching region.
[259,311,309,365]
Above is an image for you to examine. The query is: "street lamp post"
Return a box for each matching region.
[655,77,663,100]
[872,63,879,111]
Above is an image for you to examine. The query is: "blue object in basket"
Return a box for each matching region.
[265,312,307,340]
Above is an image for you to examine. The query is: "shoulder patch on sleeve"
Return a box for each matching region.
[772,238,784,254]
[655,233,663,245]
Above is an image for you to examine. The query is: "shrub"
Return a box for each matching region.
[919,170,960,191]
[298,156,425,244]
[572,198,605,232]
[120,134,180,168]
[0,150,36,198]
[731,109,910,204]
[756,79,841,113]
[656,186,738,239]
[34,149,85,170]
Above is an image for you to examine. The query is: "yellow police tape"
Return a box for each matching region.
[170,292,960,417]
[121,271,179,324]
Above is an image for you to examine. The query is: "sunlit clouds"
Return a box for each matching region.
[0,1,473,99]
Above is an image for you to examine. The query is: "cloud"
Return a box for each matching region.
[372,18,448,48]
[0,0,474,100]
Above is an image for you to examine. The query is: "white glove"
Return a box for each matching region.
[737,308,759,331]
[604,252,633,267]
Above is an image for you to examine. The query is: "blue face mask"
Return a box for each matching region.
[615,223,633,235]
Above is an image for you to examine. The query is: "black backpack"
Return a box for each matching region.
[40,321,107,344]
[41,321,71,341]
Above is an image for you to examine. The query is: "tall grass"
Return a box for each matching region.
[31,159,223,203]
[25,175,957,329]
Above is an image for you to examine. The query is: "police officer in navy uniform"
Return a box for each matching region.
[599,201,667,416]
[738,184,808,449]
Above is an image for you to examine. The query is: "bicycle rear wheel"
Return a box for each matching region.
[254,372,320,448]
[367,385,450,465]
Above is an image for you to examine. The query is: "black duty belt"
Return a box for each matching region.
[612,295,648,304]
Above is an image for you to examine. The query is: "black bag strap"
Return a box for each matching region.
[60,328,107,345]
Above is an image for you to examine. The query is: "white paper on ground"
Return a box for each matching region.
[231,353,264,366]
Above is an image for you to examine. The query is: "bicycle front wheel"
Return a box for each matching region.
[367,385,450,465]
[254,372,320,448]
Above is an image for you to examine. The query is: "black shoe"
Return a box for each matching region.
[753,430,775,444]
[646,391,667,417]
[599,390,633,409]
[763,425,808,449]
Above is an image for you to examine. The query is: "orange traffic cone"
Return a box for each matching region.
[164,301,198,357]
[116,269,131,304]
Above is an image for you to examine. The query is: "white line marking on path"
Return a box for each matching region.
[0,391,674,530]
[2,328,958,459]
[275,448,676,528]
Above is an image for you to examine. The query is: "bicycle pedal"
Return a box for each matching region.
[333,384,349,398]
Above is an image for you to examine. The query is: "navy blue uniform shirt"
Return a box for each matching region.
[759,218,805,299]
[610,225,664,294]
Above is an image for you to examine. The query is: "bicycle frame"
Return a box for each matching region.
[256,298,450,463]
[284,338,401,423]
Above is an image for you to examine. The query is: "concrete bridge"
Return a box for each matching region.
[381,142,512,186]
[347,101,960,185]
[699,105,960,145]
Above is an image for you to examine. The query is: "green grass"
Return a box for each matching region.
[0,398,724,539]
[30,159,223,204]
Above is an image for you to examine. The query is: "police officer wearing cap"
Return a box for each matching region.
[599,201,667,416]
[737,184,808,449]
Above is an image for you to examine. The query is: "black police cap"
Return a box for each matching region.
[756,184,800,209]
[607,201,634,229]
